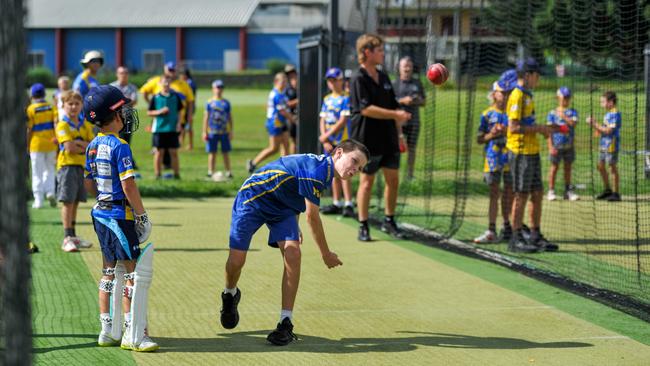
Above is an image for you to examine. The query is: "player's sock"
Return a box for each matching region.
[100,313,111,333]
[488,223,496,233]
[360,220,368,228]
[64,228,74,238]
[530,228,540,241]
[344,201,353,207]
[280,309,293,322]
[385,215,395,223]
[224,287,238,296]
[332,200,342,207]
[504,221,511,228]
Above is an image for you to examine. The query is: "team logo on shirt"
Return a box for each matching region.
[122,156,133,168]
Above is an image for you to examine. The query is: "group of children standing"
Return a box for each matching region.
[474,59,622,253]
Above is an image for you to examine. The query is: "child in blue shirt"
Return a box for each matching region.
[546,87,579,201]
[202,80,233,180]
[587,91,622,201]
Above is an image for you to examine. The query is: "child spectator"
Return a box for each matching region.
[547,87,579,201]
[147,77,184,179]
[474,80,513,244]
[53,76,71,120]
[202,80,233,180]
[318,67,355,217]
[587,91,622,201]
[56,90,95,252]
[26,83,58,208]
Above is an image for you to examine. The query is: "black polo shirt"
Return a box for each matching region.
[349,67,400,155]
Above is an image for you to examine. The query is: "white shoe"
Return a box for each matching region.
[46,193,57,207]
[212,171,227,182]
[98,331,120,347]
[547,189,557,201]
[473,230,498,244]
[72,236,93,249]
[32,200,44,209]
[61,237,79,252]
[121,334,159,352]
[566,190,580,201]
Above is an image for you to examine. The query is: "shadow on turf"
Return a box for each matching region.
[152,330,592,353]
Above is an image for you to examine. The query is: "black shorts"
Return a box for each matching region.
[510,153,543,193]
[289,121,297,140]
[402,122,420,148]
[363,152,401,175]
[153,132,180,149]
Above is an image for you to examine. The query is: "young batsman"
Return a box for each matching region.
[318,67,355,217]
[221,140,369,346]
[56,90,95,252]
[246,72,295,173]
[474,80,513,244]
[547,87,579,201]
[27,83,58,209]
[83,85,156,352]
[506,58,564,253]
[587,91,622,201]
[202,80,233,180]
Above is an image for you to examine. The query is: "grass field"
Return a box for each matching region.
[29,84,650,364]
[30,199,650,365]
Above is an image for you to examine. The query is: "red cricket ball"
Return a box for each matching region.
[427,63,449,85]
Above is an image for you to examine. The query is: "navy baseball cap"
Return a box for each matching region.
[165,61,176,71]
[516,57,540,74]
[30,83,45,97]
[325,67,343,79]
[498,69,517,91]
[557,86,571,98]
[212,79,224,88]
[84,85,131,124]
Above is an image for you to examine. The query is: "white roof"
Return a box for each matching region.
[26,0,260,28]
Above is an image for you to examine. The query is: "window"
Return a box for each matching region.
[27,51,45,68]
[142,50,164,73]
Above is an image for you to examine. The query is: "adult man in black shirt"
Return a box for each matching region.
[349,34,411,241]
[393,56,426,179]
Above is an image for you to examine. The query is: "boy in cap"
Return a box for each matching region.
[83,85,156,352]
[26,83,58,208]
[202,80,233,180]
[318,67,355,217]
[587,91,622,201]
[73,50,103,98]
[547,87,579,201]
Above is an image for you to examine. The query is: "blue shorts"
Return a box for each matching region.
[206,134,231,153]
[266,123,288,137]
[229,196,301,251]
[92,216,141,261]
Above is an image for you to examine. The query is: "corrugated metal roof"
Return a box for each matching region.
[26,0,260,28]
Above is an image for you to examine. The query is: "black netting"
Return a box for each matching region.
[362,0,650,320]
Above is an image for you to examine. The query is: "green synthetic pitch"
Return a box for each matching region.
[30,198,650,365]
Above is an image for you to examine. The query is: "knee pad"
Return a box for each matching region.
[99,279,114,293]
[102,267,116,276]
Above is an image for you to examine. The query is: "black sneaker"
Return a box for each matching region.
[220,289,241,329]
[267,317,298,346]
[607,192,622,202]
[508,231,539,253]
[381,219,406,239]
[342,205,355,218]
[246,159,256,174]
[500,225,513,242]
[320,204,342,215]
[358,225,371,242]
[521,224,532,241]
[596,188,613,200]
[532,234,558,252]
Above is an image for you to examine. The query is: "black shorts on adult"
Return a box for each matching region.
[289,121,297,140]
[363,152,400,175]
[510,153,543,193]
[153,132,180,149]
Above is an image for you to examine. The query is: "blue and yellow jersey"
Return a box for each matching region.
[73,69,99,98]
[600,108,621,153]
[266,88,288,129]
[237,154,334,216]
[319,93,350,145]
[478,106,509,173]
[26,100,57,153]
[85,132,136,221]
[55,115,95,169]
[547,107,578,150]
[506,85,539,155]
[206,98,231,135]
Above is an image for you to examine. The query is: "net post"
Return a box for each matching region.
[644,43,650,178]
